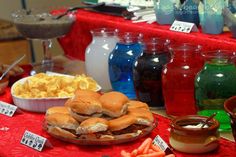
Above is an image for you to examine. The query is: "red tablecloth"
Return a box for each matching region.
[0,89,236,157]
[58,10,236,61]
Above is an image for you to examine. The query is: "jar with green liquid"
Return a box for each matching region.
[195,50,236,131]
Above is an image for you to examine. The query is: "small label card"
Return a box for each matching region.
[153,135,173,155]
[170,20,198,33]
[0,101,17,117]
[21,130,47,151]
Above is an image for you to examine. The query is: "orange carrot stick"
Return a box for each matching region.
[148,149,155,154]
[143,139,152,154]
[165,154,175,157]
[121,150,132,157]
[137,138,152,154]
[136,151,165,157]
[151,144,162,152]
[131,149,138,156]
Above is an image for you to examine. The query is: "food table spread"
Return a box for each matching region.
[58,10,236,61]
[0,87,236,157]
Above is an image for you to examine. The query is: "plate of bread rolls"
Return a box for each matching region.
[43,90,157,145]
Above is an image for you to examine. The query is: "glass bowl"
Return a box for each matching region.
[12,8,75,39]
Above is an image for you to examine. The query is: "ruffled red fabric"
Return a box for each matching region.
[58,10,236,61]
[0,88,235,157]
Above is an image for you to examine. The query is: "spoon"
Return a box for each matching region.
[0,54,25,80]
[53,2,106,20]
[201,113,217,128]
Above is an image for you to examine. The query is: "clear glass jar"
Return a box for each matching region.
[108,32,143,99]
[133,38,171,108]
[195,50,236,131]
[85,28,119,91]
[162,43,202,116]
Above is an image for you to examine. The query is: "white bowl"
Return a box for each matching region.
[11,75,101,113]
[11,95,69,113]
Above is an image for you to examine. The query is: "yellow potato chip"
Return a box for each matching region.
[13,73,99,99]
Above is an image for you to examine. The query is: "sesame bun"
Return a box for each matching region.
[108,115,136,131]
[127,100,149,111]
[45,113,79,139]
[46,106,70,116]
[68,97,103,122]
[99,91,129,117]
[76,117,109,134]
[74,89,101,100]
[128,108,154,126]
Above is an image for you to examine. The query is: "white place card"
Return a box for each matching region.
[170,20,198,33]
[20,130,47,151]
[153,135,169,151]
[0,101,17,117]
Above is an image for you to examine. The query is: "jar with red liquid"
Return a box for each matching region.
[133,38,171,108]
[162,43,202,116]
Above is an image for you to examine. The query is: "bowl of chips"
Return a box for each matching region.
[11,73,101,112]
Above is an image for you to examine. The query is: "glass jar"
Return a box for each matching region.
[195,50,236,131]
[85,28,119,91]
[162,43,202,116]
[108,32,143,99]
[133,38,171,108]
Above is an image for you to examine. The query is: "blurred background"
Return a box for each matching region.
[0,0,82,64]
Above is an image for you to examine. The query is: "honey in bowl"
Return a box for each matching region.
[169,115,220,154]
[224,96,236,141]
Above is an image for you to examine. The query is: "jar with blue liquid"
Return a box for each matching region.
[108,33,143,99]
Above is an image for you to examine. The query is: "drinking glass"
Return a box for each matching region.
[12,8,75,73]
[199,0,224,34]
[153,0,175,25]
[174,0,200,26]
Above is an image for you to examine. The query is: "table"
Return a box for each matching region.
[58,10,236,61]
[0,87,236,157]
